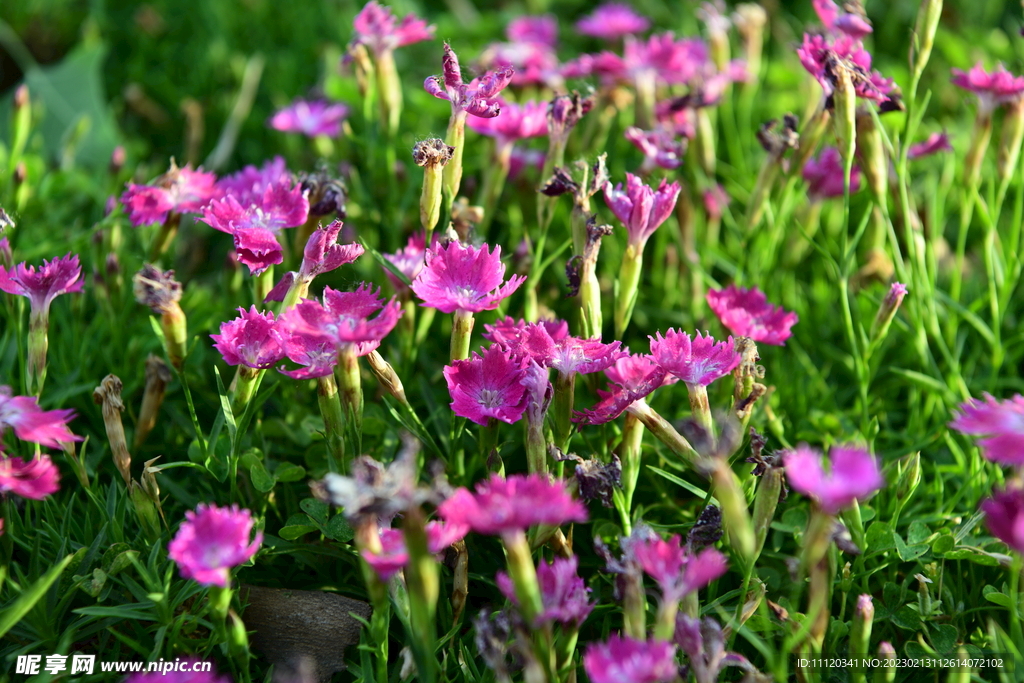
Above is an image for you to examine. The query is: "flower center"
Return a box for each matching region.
[477,389,503,409]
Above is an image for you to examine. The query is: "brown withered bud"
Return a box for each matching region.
[565,256,582,297]
[133,264,182,314]
[574,454,622,508]
[587,154,610,199]
[299,165,348,218]
[135,354,172,448]
[140,456,167,525]
[748,427,769,465]
[540,167,578,196]
[93,374,132,486]
[756,114,800,156]
[687,504,724,552]
[413,138,455,168]
[13,162,27,186]
[547,90,595,142]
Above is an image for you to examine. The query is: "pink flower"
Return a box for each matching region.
[467,100,549,148]
[0,253,84,316]
[703,185,730,221]
[908,132,953,160]
[508,147,546,180]
[583,634,678,683]
[274,327,339,380]
[265,220,364,302]
[483,42,560,88]
[624,126,686,171]
[949,393,1024,465]
[604,174,681,249]
[797,34,893,103]
[803,147,861,200]
[443,343,530,425]
[575,353,675,425]
[278,283,402,354]
[508,15,558,47]
[124,661,231,683]
[586,34,709,87]
[576,3,651,40]
[483,318,625,376]
[216,157,293,206]
[424,43,514,119]
[782,444,884,515]
[814,0,873,39]
[211,306,285,369]
[981,486,1024,554]
[363,521,470,580]
[438,473,588,536]
[0,387,81,447]
[0,455,60,500]
[351,0,435,55]
[631,533,728,602]
[411,240,526,314]
[497,555,594,627]
[120,163,221,226]
[706,285,798,346]
[269,99,349,138]
[951,63,1024,113]
[383,231,434,294]
[168,503,262,587]
[649,329,741,386]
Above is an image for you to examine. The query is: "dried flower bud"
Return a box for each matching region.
[756,114,799,157]
[832,521,860,555]
[135,354,172,448]
[300,166,348,218]
[574,454,622,508]
[93,374,132,487]
[540,167,578,196]
[133,264,187,370]
[413,138,455,168]
[547,90,594,143]
[687,505,724,552]
[827,58,857,165]
[366,349,408,404]
[13,162,27,186]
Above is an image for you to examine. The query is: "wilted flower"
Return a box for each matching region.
[167,503,263,587]
[706,284,798,346]
[439,473,588,537]
[321,451,425,524]
[120,162,220,226]
[949,393,1024,465]
[444,344,530,425]
[0,455,60,500]
[650,329,741,386]
[211,307,284,369]
[351,0,435,56]
[604,174,681,250]
[269,99,349,138]
[981,486,1024,554]
[574,353,674,425]
[675,615,756,683]
[575,3,651,40]
[424,43,515,118]
[0,387,81,448]
[411,240,526,314]
[0,253,84,316]
[803,147,861,200]
[497,555,594,627]
[583,634,677,683]
[782,444,884,514]
[951,63,1024,114]
[908,132,953,159]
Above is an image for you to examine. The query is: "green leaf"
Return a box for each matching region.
[250,461,276,493]
[894,533,928,561]
[984,592,1013,609]
[300,498,329,526]
[214,366,237,444]
[907,520,932,545]
[944,548,1001,566]
[73,604,159,621]
[0,554,74,639]
[931,534,956,555]
[275,463,306,483]
[865,522,896,552]
[892,605,922,630]
[647,466,709,499]
[930,624,960,655]
[324,514,354,542]
[279,525,318,540]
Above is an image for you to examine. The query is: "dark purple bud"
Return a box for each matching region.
[442,43,463,90]
[832,521,861,555]
[575,454,622,508]
[540,167,578,196]
[687,505,724,552]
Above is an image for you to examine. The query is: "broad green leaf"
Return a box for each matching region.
[300,498,329,526]
[250,462,276,492]
[324,515,354,542]
[279,525,318,540]
[275,463,306,483]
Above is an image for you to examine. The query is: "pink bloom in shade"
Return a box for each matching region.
[383,231,434,294]
[576,3,651,40]
[583,635,678,683]
[167,503,263,587]
[216,157,293,206]
[269,99,349,138]
[949,393,1024,465]
[703,185,730,221]
[120,164,221,226]
[496,555,594,627]
[908,132,953,160]
[279,283,402,353]
[631,533,729,602]
[797,34,894,103]
[803,147,861,200]
[211,306,285,369]
[649,329,741,386]
[424,43,515,119]
[274,328,339,380]
[0,387,81,447]
[411,240,526,315]
[951,63,1024,114]
[265,220,364,302]
[604,174,681,249]
[124,661,231,683]
[467,100,549,148]
[706,285,799,346]
[0,253,84,315]
[508,146,546,181]
[575,353,676,425]
[363,520,470,581]
[351,0,435,55]
[438,473,588,537]
[981,486,1024,554]
[0,455,60,500]
[443,344,530,425]
[507,15,558,47]
[624,126,686,171]
[782,444,884,515]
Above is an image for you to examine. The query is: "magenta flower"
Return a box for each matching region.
[951,63,1024,114]
[949,393,1024,465]
[706,285,798,346]
[585,34,709,88]
[124,661,231,683]
[269,99,350,138]
[908,132,953,160]
[631,533,728,602]
[278,283,402,354]
[485,316,570,349]
[424,43,515,119]
[211,306,285,369]
[703,185,730,221]
[467,100,549,149]
[265,220,364,302]
[351,0,435,56]
[411,240,526,314]
[0,455,60,500]
[604,174,681,250]
[803,147,861,200]
[813,0,873,39]
[508,15,558,47]
[274,327,339,380]
[0,387,81,448]
[438,473,588,537]
[497,555,594,627]
[363,521,471,581]
[575,353,675,425]
[576,3,651,41]
[383,231,434,295]
[443,343,530,425]
[120,163,221,226]
[0,253,84,316]
[797,34,893,103]
[508,146,546,180]
[624,126,686,171]
[649,329,741,386]
[167,503,263,587]
[483,24,561,88]
[583,634,678,683]
[483,317,625,376]
[782,444,884,515]
[216,157,293,206]
[981,486,1024,554]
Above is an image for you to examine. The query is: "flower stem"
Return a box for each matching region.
[317,373,346,472]
[450,309,475,362]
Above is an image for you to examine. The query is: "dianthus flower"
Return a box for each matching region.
[584,33,709,88]
[216,157,293,205]
[411,240,525,314]
[508,15,558,47]
[803,147,861,200]
[782,444,883,515]
[467,100,549,150]
[350,0,435,56]
[269,99,349,138]
[981,486,1024,554]
[0,253,83,317]
[575,353,675,425]
[649,329,740,386]
[168,503,262,587]
[0,386,80,447]
[583,634,678,683]
[813,0,873,40]
[949,393,1024,465]
[120,162,221,226]
[576,3,651,40]
[703,185,730,221]
[0,455,60,500]
[508,147,546,180]
[273,327,340,380]
[439,473,588,537]
[706,285,798,346]
[210,307,284,369]
[482,24,561,88]
[951,63,1024,114]
[362,520,470,580]
[424,43,514,119]
[497,555,594,627]
[675,615,758,683]
[383,231,433,295]
[264,220,364,304]
[630,533,728,602]
[604,174,681,250]
[125,662,231,683]
[624,126,686,171]
[278,283,402,353]
[483,317,625,376]
[797,34,894,103]
[443,343,530,425]
[908,132,953,160]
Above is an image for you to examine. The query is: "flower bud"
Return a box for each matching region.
[911,0,943,83]
[135,354,172,448]
[366,349,408,404]
[547,91,594,146]
[875,641,897,683]
[750,456,784,561]
[869,282,907,344]
[896,451,921,502]
[850,594,874,675]
[93,374,132,487]
[133,264,187,370]
[830,60,858,168]
[129,479,162,541]
[414,138,454,236]
[733,4,767,82]
[998,97,1024,183]
[109,145,126,175]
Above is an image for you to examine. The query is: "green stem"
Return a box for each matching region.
[450,309,475,362]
